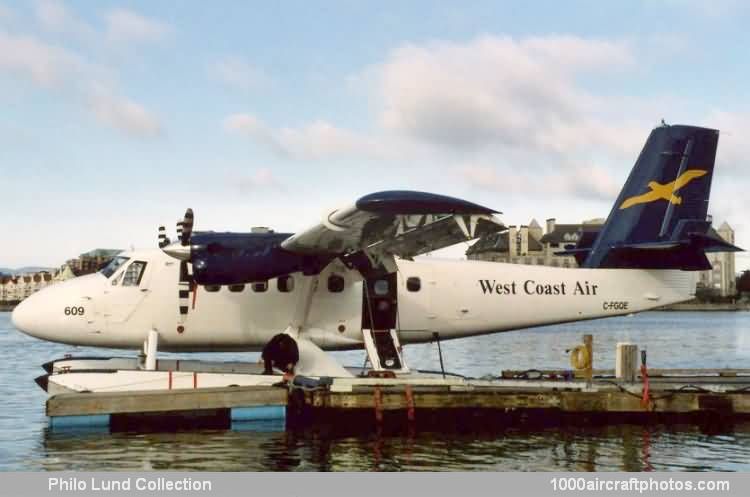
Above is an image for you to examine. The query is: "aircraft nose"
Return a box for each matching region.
[11,298,30,332]
[10,275,100,343]
[11,291,48,339]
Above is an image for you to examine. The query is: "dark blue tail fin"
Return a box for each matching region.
[576,124,741,270]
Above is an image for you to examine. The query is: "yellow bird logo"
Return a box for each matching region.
[619,169,708,210]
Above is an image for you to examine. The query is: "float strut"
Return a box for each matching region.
[143,330,159,371]
[433,332,446,379]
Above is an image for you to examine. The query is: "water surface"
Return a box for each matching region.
[1,311,749,471]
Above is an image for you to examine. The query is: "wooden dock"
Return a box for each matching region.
[287,373,750,432]
[46,385,288,430]
[42,336,750,432]
[43,372,750,432]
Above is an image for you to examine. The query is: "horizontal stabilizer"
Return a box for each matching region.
[617,237,741,253]
[604,225,743,270]
[555,247,592,256]
[554,226,601,266]
[688,232,743,253]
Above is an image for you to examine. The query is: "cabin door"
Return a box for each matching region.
[361,273,409,371]
[362,273,398,330]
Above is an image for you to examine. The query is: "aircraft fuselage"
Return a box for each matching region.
[12,248,696,351]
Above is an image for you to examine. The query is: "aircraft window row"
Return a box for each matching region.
[100,256,129,278]
[406,277,421,292]
[200,275,349,294]
[122,261,147,286]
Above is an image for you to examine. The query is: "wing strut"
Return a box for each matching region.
[284,274,319,337]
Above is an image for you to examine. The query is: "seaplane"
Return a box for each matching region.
[12,124,741,394]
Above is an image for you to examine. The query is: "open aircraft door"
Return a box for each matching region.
[361,273,409,372]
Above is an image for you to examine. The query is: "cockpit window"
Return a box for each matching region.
[100,256,129,278]
[121,261,147,286]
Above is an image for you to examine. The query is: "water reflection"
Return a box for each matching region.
[36,423,750,471]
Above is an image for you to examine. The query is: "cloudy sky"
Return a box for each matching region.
[1,0,748,271]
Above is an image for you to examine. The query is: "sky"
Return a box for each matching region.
[1,0,749,271]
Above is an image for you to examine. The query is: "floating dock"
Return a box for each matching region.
[41,335,750,432]
[47,385,287,430]
[45,371,750,431]
[288,373,750,431]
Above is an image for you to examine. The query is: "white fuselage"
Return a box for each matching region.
[12,248,696,351]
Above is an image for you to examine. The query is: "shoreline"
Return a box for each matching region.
[659,302,750,312]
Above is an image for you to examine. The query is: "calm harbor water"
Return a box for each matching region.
[1,311,750,471]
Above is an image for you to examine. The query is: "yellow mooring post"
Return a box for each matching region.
[569,334,594,380]
[583,334,593,383]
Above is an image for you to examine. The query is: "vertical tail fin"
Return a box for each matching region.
[581,124,741,270]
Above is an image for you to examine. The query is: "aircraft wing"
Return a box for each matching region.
[281,191,504,260]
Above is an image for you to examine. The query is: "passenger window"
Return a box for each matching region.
[328,274,345,293]
[228,284,245,293]
[406,277,421,292]
[374,279,389,296]
[204,285,221,292]
[121,261,147,287]
[277,275,294,293]
[252,281,268,292]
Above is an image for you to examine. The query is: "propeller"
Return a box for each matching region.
[162,210,193,261]
[159,208,197,324]
[158,226,171,248]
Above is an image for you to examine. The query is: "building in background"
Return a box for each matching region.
[53,264,77,282]
[66,249,122,276]
[467,217,604,268]
[0,275,17,302]
[468,218,738,297]
[1,248,121,307]
[698,222,736,297]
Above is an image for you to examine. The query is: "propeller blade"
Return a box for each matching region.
[181,208,194,246]
[178,261,191,322]
[158,225,171,248]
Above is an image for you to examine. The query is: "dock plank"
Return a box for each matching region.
[47,386,287,417]
[298,380,750,416]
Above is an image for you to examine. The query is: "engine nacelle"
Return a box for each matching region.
[188,232,332,285]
